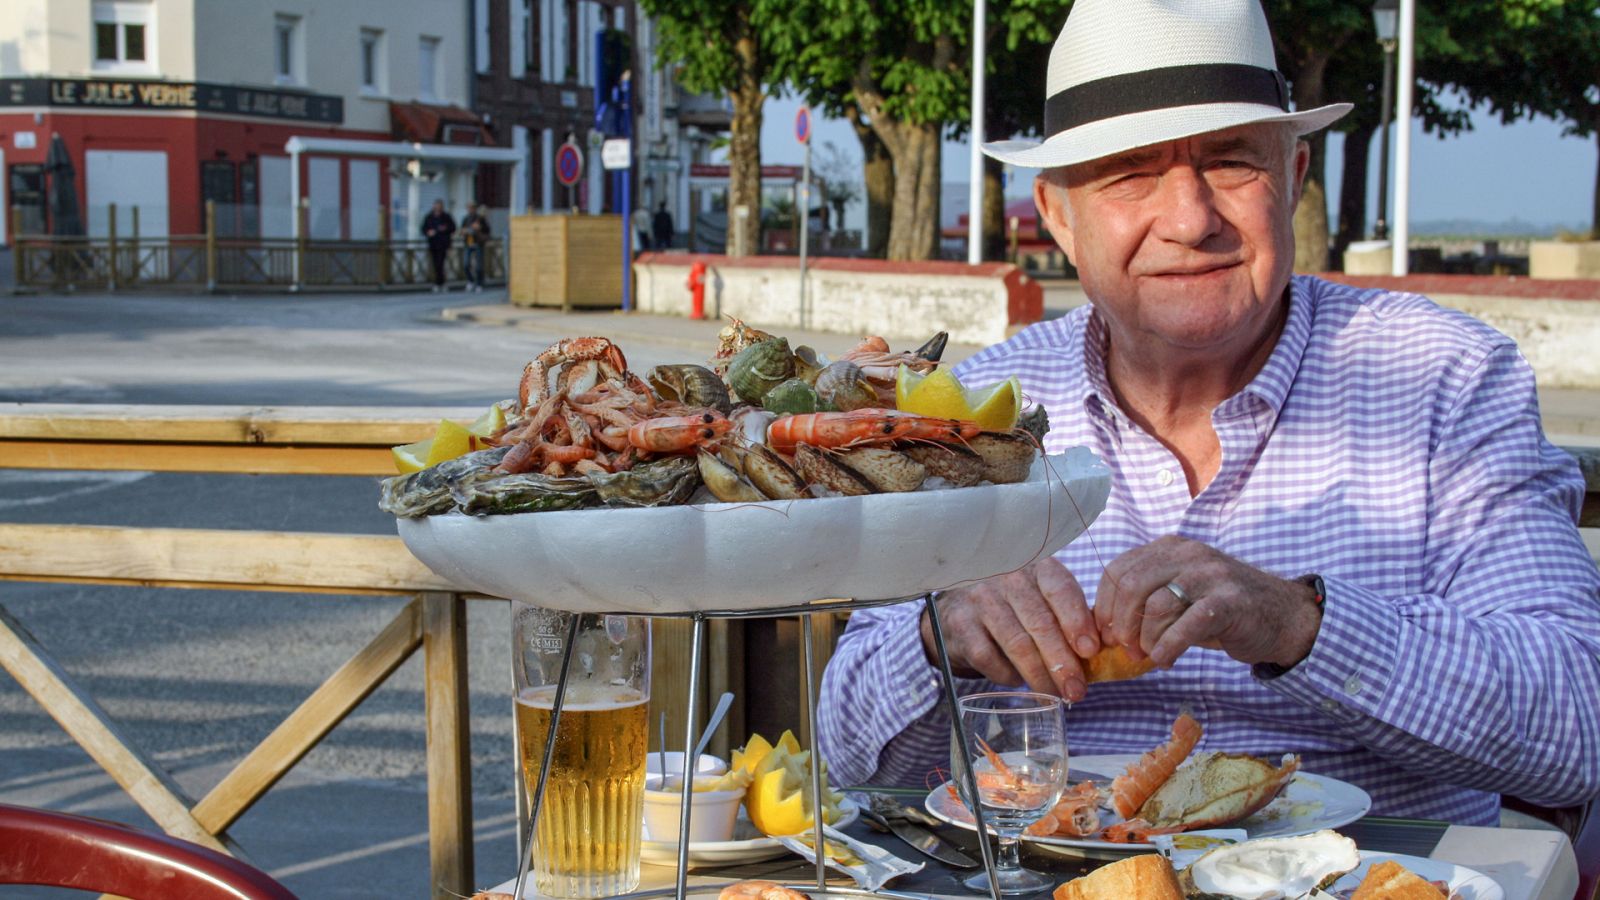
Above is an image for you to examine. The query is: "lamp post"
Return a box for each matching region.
[1372,0,1398,241]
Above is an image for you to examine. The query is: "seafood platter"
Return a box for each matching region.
[925,713,1372,857]
[382,323,1111,613]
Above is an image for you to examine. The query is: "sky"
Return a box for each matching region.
[751,94,1597,238]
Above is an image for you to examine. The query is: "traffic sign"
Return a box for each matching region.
[601,137,632,170]
[795,106,811,145]
[555,142,583,187]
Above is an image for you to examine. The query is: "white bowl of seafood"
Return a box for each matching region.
[383,326,1111,614]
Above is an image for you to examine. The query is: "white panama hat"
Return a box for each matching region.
[982,0,1352,169]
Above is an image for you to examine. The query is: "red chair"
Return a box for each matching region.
[0,804,297,899]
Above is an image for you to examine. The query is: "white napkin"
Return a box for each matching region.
[773,824,924,891]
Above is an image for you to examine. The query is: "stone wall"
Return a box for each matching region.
[632,253,1043,346]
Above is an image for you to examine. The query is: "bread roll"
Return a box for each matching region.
[1081,645,1158,684]
[1052,853,1183,900]
[1350,860,1446,899]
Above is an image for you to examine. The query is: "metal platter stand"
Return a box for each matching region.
[509,594,1008,900]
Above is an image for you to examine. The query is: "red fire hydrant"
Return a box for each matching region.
[687,260,708,320]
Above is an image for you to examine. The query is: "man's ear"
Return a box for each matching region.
[1289,139,1311,207]
[1033,173,1078,268]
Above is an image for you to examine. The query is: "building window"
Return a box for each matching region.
[523,0,536,73]
[92,1,154,73]
[419,36,440,101]
[275,14,302,85]
[360,28,385,93]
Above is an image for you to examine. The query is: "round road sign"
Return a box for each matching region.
[795,106,811,145]
[556,142,584,187]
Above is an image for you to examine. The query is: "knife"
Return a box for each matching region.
[859,807,980,868]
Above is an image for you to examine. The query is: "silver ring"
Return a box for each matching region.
[1164,581,1192,608]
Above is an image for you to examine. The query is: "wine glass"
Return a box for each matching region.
[951,691,1069,895]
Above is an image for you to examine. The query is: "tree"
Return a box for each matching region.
[640,0,776,256]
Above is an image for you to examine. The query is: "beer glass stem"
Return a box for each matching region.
[674,614,706,900]
[926,593,1004,900]
[513,613,581,900]
[801,613,827,892]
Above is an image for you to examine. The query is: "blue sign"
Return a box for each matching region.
[556,142,583,187]
[795,106,811,145]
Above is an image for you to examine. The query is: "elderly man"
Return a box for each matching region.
[817,0,1600,826]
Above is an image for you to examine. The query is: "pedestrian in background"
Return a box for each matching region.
[421,199,456,292]
[653,201,674,251]
[632,205,652,253]
[460,202,490,292]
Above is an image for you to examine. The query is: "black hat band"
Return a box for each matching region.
[1043,63,1290,139]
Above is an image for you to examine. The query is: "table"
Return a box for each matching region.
[491,816,1578,900]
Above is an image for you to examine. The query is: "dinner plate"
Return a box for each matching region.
[923,753,1372,858]
[396,447,1110,614]
[1328,851,1503,900]
[638,798,860,868]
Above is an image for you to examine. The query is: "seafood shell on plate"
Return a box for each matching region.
[1179,830,1359,900]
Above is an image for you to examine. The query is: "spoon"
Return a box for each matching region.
[691,692,736,770]
[658,712,668,784]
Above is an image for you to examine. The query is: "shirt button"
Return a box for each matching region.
[1320,698,1340,713]
[1156,468,1175,486]
[1342,675,1363,696]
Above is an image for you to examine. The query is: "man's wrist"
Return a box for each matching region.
[1256,574,1325,677]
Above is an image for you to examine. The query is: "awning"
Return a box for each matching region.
[389,101,492,146]
[283,135,523,165]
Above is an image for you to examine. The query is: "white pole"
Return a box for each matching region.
[798,142,811,329]
[967,0,986,265]
[1391,0,1415,276]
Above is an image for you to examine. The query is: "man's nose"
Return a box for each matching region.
[1153,166,1221,246]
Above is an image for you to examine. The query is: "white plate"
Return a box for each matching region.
[1329,851,1503,900]
[638,798,860,868]
[924,753,1372,857]
[396,448,1110,614]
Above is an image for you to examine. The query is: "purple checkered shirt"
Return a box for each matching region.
[817,275,1600,825]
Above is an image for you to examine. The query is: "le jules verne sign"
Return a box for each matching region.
[0,78,343,124]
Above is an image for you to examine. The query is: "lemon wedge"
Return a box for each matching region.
[425,419,478,467]
[392,438,433,474]
[735,731,845,836]
[469,403,507,438]
[896,365,1023,430]
[391,414,496,475]
[966,376,1022,431]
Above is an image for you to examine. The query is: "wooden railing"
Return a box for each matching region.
[0,403,738,899]
[10,204,506,293]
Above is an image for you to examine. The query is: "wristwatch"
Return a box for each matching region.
[1252,573,1325,680]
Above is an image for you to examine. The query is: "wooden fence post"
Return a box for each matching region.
[378,208,390,289]
[106,204,118,292]
[205,200,217,292]
[10,208,21,286]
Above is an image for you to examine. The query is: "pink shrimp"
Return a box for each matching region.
[1110,713,1203,820]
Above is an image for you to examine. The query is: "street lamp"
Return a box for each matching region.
[1372,0,1398,241]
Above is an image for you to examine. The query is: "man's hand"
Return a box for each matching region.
[918,558,1099,701]
[1094,536,1321,670]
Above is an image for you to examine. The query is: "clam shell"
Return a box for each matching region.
[901,442,986,487]
[834,447,926,493]
[794,444,875,496]
[967,431,1038,484]
[697,448,766,503]
[648,364,733,414]
[742,443,808,499]
[813,360,879,412]
[762,377,820,415]
[585,456,701,507]
[727,337,795,405]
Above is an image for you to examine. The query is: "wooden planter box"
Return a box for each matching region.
[508,213,624,309]
[1530,240,1600,280]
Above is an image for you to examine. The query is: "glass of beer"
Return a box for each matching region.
[512,604,650,898]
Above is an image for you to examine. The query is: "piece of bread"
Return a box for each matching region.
[1350,860,1447,899]
[1081,645,1158,684]
[1052,853,1183,900]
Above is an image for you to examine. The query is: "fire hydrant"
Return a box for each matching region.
[686,260,708,320]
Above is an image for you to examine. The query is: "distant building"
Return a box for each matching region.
[0,0,515,244]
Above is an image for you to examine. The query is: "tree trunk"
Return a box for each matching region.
[1333,123,1374,262]
[725,31,762,257]
[847,106,892,258]
[853,36,952,261]
[1289,51,1332,273]
[1593,130,1600,239]
[982,155,1006,261]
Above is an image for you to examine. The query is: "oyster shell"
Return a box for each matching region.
[1018,405,1051,442]
[1180,830,1358,900]
[726,337,795,405]
[378,446,511,517]
[448,468,597,516]
[648,364,733,414]
[901,442,986,487]
[585,456,701,508]
[966,431,1038,484]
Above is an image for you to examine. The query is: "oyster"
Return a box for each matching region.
[726,337,795,405]
[586,456,701,507]
[966,431,1038,484]
[762,377,821,415]
[648,364,733,414]
[901,442,986,487]
[813,360,879,411]
[448,468,597,516]
[378,446,511,517]
[1180,830,1358,900]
